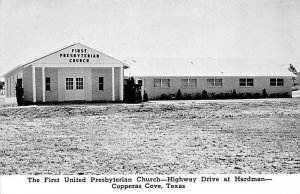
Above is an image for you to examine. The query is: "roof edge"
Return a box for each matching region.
[1,65,23,78]
[79,43,130,69]
[23,43,78,68]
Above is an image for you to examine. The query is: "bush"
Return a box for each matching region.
[262,88,267,98]
[124,77,142,103]
[238,93,244,99]
[210,92,216,99]
[143,91,148,102]
[232,89,237,99]
[245,93,253,99]
[182,93,192,100]
[218,92,225,99]
[283,92,291,98]
[202,90,208,99]
[15,79,24,106]
[224,92,232,99]
[160,94,170,100]
[253,93,261,98]
[176,89,182,100]
[195,92,202,100]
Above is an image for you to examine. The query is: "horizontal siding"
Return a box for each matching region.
[23,66,33,102]
[45,68,59,102]
[91,68,112,101]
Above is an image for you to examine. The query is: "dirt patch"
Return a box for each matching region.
[0,98,300,174]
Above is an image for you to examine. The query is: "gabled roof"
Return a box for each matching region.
[22,43,78,67]
[2,43,129,78]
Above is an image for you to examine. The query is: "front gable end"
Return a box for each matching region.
[26,43,128,68]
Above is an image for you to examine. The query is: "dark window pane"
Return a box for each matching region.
[270,78,277,86]
[277,79,284,86]
[99,77,104,90]
[46,77,50,91]
[239,79,246,86]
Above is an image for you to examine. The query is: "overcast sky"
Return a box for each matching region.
[0,0,300,78]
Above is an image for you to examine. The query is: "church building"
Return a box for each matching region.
[2,43,129,103]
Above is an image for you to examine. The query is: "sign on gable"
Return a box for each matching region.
[59,48,100,63]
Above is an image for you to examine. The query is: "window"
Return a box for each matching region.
[46,77,50,91]
[270,78,284,87]
[66,78,73,90]
[277,79,284,86]
[99,77,104,90]
[189,79,197,88]
[181,79,188,88]
[76,78,84,90]
[207,78,222,87]
[153,78,170,88]
[154,79,161,88]
[181,78,197,88]
[162,79,170,88]
[239,78,254,87]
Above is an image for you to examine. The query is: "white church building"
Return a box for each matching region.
[2,43,129,104]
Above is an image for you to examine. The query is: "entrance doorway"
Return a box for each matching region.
[64,77,85,101]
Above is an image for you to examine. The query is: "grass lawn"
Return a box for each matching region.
[0,98,300,174]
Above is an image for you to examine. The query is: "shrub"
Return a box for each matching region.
[218,92,225,99]
[143,91,148,102]
[160,94,169,100]
[232,89,237,99]
[269,92,291,98]
[195,92,202,100]
[124,77,142,103]
[238,93,244,99]
[283,92,291,98]
[202,90,208,99]
[245,92,253,99]
[176,89,182,100]
[16,79,24,106]
[253,93,261,98]
[224,92,232,99]
[262,88,267,98]
[210,92,216,99]
[183,93,192,100]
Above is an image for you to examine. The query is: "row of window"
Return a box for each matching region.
[153,78,285,88]
[44,77,285,91]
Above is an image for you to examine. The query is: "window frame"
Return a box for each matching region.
[45,77,51,91]
[207,78,222,88]
[270,78,284,87]
[153,79,162,88]
[239,78,254,87]
[66,78,74,90]
[181,78,197,88]
[153,78,170,89]
[99,77,104,91]
[162,79,170,88]
[75,77,84,90]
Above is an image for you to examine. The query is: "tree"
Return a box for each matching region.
[124,77,142,103]
[15,79,24,106]
[288,64,298,75]
[175,89,182,100]
[0,81,4,90]
[143,90,148,102]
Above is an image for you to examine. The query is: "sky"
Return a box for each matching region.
[0,0,300,78]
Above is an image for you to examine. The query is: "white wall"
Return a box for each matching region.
[4,70,23,98]
[57,68,92,101]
